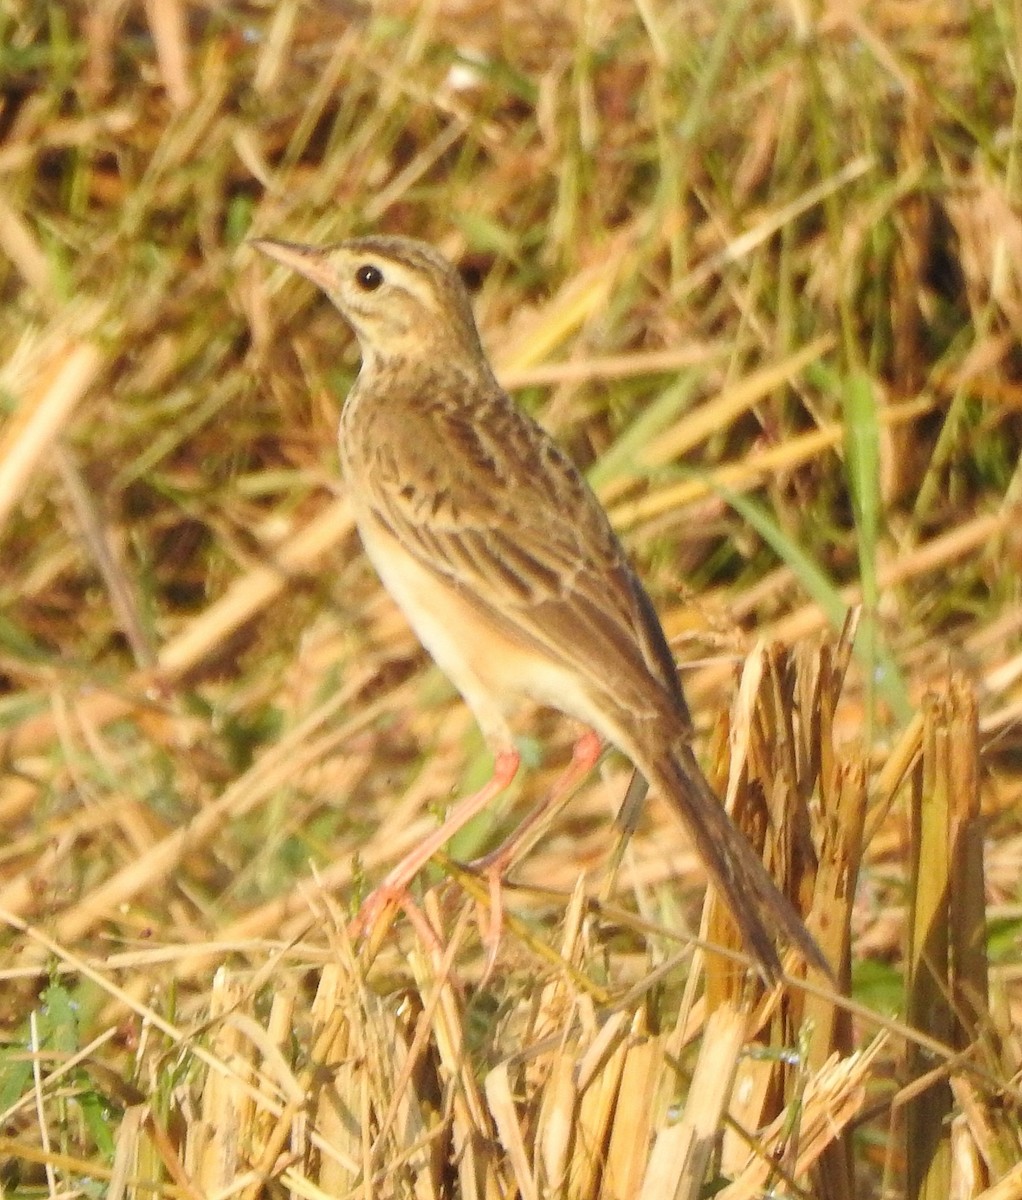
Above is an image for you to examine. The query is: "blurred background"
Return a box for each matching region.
[1,0,1021,1194]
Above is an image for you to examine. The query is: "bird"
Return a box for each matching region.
[251,232,827,983]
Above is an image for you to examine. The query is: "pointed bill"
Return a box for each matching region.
[250,237,339,293]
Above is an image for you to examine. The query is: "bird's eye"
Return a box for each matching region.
[355,264,383,291]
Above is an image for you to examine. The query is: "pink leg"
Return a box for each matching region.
[350,748,520,943]
[473,731,602,874]
[475,731,602,970]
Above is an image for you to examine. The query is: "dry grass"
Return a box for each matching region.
[2,1,1022,1196]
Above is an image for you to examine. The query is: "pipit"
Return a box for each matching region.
[252,233,826,982]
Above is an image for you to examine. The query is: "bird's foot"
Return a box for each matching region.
[348,883,443,956]
[348,747,522,956]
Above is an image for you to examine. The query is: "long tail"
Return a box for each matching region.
[637,741,828,983]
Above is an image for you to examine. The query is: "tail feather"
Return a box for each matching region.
[639,742,828,983]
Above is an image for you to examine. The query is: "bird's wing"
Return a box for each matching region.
[358,381,692,733]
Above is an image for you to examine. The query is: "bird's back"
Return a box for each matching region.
[340,355,694,749]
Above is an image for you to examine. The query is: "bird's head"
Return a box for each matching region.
[251,234,486,374]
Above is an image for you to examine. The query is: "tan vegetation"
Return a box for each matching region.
[1,1,1021,1196]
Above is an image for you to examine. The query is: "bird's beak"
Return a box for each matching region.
[250,237,338,294]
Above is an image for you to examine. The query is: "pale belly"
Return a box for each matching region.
[353,508,623,753]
